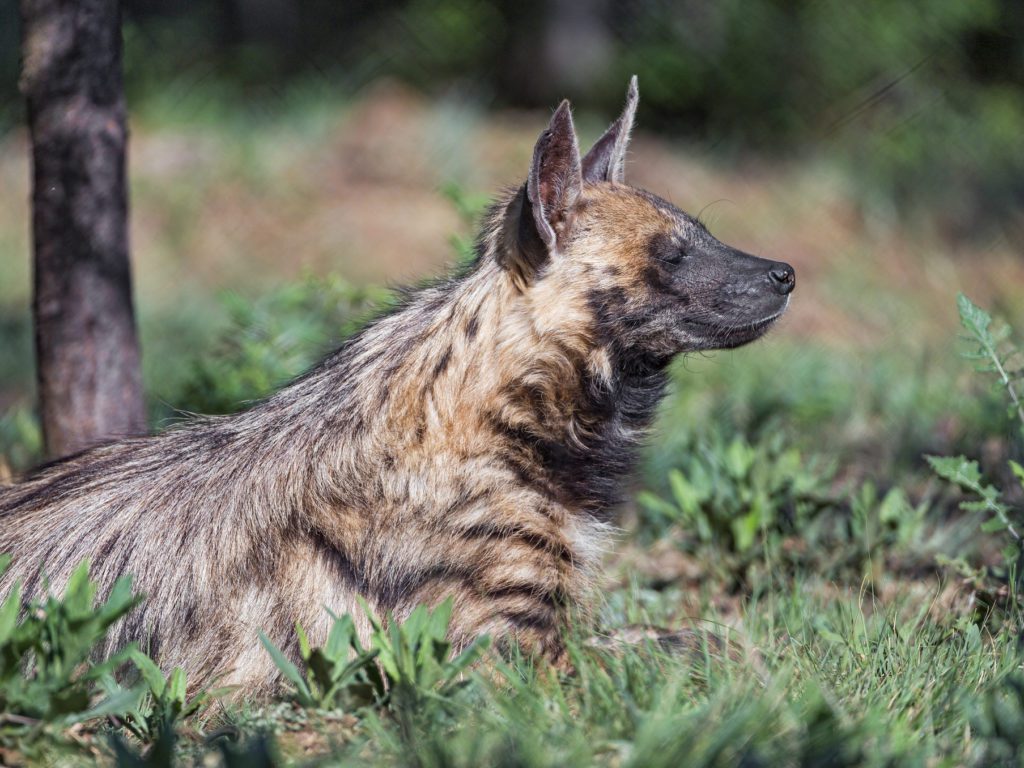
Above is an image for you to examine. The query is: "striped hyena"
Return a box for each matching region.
[0,78,794,696]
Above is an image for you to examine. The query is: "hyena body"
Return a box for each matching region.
[0,79,794,696]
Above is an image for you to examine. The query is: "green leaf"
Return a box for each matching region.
[725,437,754,479]
[1003,544,1021,565]
[167,667,187,704]
[0,580,22,644]
[636,490,681,521]
[358,597,385,634]
[63,560,95,615]
[429,599,454,639]
[1010,460,1024,489]
[306,648,336,697]
[259,632,312,705]
[878,488,909,525]
[66,685,144,725]
[981,518,1008,533]
[296,622,312,661]
[98,575,140,623]
[964,623,982,651]
[668,470,699,517]
[963,499,1006,514]
[731,511,759,553]
[324,614,353,661]
[958,293,993,342]
[130,649,167,697]
[926,455,981,486]
[813,617,846,646]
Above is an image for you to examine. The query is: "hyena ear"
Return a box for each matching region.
[499,100,583,286]
[526,99,583,252]
[581,76,638,184]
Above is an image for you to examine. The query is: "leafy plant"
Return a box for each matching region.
[102,649,226,743]
[955,292,1024,437]
[110,722,280,768]
[848,482,928,558]
[638,429,833,554]
[971,674,1024,767]
[173,276,391,416]
[110,721,177,768]
[0,557,142,740]
[363,598,490,711]
[260,610,382,711]
[927,456,1022,550]
[263,599,489,718]
[216,731,279,768]
[927,294,1024,587]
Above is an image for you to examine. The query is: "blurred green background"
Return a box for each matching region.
[0,0,1022,478]
[2,0,1022,233]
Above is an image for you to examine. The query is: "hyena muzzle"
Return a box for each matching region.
[0,77,794,696]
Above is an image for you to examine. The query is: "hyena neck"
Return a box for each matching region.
[491,283,671,516]
[316,257,669,518]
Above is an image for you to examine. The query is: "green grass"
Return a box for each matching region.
[14,575,1016,766]
[9,562,1013,767]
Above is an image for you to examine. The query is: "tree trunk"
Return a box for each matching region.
[19,0,147,459]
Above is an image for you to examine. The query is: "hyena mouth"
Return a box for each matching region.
[740,294,791,330]
[691,298,789,349]
[693,303,788,335]
[736,304,789,333]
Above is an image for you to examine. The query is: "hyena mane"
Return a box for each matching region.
[0,78,795,696]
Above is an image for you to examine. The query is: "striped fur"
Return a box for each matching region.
[0,80,794,696]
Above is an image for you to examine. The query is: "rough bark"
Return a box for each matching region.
[19,0,147,458]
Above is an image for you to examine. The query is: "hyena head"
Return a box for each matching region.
[495,77,795,364]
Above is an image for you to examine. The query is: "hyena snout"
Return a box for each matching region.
[683,251,796,350]
[720,253,796,313]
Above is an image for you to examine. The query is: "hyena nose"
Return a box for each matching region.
[767,264,796,295]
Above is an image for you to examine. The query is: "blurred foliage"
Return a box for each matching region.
[635,425,938,586]
[613,0,1024,236]
[972,674,1024,766]
[169,276,390,416]
[846,482,929,563]
[2,0,1021,235]
[638,428,833,554]
[440,181,492,264]
[0,406,42,476]
[653,339,1011,487]
[0,310,32,400]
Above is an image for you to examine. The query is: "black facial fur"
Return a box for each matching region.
[638,196,794,354]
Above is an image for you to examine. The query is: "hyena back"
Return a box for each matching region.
[0,78,794,696]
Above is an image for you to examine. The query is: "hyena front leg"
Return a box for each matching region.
[437,499,589,668]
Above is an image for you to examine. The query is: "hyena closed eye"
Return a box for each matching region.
[0,78,794,696]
